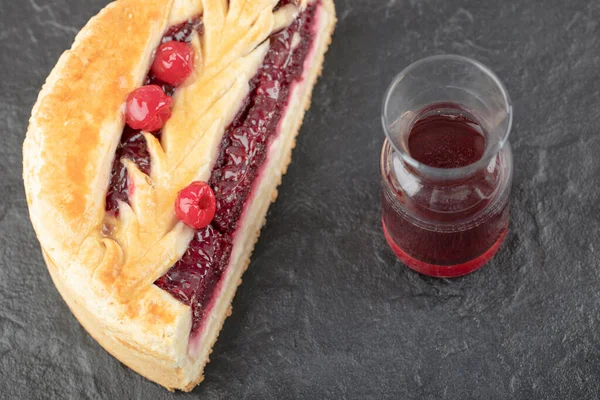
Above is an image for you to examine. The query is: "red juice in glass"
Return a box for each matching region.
[381,56,513,278]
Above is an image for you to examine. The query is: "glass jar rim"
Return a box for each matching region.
[381,54,513,180]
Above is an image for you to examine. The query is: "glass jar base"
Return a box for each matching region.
[382,221,508,278]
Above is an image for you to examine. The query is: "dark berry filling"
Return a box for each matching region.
[153,225,232,328]
[106,3,319,335]
[209,6,317,233]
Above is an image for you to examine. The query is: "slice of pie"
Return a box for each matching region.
[22,0,335,391]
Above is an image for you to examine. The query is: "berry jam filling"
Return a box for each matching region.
[105,3,319,335]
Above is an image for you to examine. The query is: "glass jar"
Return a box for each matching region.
[381,55,513,278]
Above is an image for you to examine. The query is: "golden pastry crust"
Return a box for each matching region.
[23,0,336,391]
[25,0,192,377]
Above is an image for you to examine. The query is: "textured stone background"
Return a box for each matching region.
[3,0,600,398]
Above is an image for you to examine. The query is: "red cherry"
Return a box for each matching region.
[125,85,173,131]
[151,41,195,87]
[175,181,216,229]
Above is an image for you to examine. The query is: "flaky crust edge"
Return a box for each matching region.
[25,0,336,392]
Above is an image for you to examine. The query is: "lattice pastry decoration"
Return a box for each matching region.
[94,0,302,303]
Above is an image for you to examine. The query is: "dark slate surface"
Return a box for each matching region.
[2,0,600,398]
